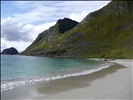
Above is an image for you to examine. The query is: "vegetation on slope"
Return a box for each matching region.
[22,1,133,59]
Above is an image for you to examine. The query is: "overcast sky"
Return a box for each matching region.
[1,1,110,52]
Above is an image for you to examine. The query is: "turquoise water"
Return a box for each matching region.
[1,55,111,91]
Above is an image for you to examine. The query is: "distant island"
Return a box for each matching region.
[21,1,133,59]
[2,47,19,55]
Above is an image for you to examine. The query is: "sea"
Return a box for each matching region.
[1,54,113,92]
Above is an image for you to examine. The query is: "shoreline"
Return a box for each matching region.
[1,59,132,100]
[1,59,112,92]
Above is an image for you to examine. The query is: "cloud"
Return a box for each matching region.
[1,38,31,52]
[1,17,56,42]
[1,17,32,42]
[1,1,110,52]
[69,11,89,22]
[22,21,56,40]
[13,5,58,24]
[1,17,56,52]
[1,42,7,52]
[10,1,110,24]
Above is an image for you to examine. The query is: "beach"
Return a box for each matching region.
[1,59,132,100]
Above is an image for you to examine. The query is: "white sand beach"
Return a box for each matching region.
[1,59,132,100]
[44,59,132,99]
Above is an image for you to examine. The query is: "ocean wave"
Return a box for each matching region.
[1,62,115,92]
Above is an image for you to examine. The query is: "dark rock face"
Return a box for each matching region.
[57,18,79,34]
[2,47,19,54]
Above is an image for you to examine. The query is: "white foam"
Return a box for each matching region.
[1,62,115,92]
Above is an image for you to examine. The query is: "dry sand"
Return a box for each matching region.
[1,59,132,100]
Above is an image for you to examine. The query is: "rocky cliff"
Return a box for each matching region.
[22,1,133,58]
[22,18,79,55]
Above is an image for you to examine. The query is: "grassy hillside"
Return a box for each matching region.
[22,1,133,59]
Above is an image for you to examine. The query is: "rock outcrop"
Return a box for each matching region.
[2,47,19,54]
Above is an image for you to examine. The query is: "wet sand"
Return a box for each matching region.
[1,59,132,100]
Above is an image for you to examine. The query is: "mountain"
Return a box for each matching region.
[22,1,133,59]
[22,18,79,55]
[2,47,19,54]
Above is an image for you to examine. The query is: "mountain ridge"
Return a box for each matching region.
[22,1,133,59]
[22,18,79,54]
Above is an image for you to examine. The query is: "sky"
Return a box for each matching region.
[1,1,110,52]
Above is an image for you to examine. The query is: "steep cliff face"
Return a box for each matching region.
[22,1,133,58]
[22,18,79,54]
[2,47,19,54]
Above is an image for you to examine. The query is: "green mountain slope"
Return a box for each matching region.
[22,1,133,59]
[22,18,79,54]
